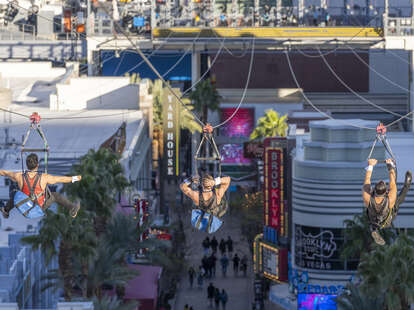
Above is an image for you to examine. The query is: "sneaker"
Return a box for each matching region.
[405,170,412,185]
[371,230,385,246]
[70,202,80,218]
[0,206,9,219]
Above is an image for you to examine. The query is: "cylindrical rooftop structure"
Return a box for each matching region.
[292,119,414,287]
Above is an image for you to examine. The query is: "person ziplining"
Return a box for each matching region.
[362,123,412,245]
[180,124,231,233]
[0,113,82,219]
[0,153,82,218]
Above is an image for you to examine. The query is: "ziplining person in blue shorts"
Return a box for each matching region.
[180,124,231,233]
[0,153,82,219]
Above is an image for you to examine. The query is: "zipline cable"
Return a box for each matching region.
[98,2,206,127]
[284,49,414,130]
[316,47,413,121]
[212,37,255,129]
[292,15,382,58]
[345,44,414,95]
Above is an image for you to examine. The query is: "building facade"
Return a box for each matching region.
[292,119,392,287]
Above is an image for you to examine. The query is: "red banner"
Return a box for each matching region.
[264,148,284,232]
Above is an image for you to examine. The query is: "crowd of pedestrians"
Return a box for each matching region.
[193,236,249,281]
[208,283,228,310]
[184,235,250,309]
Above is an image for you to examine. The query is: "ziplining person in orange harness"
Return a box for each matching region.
[0,153,82,218]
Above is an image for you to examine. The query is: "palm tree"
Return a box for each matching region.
[341,212,396,262]
[21,208,96,301]
[250,109,288,140]
[336,283,384,310]
[230,192,264,252]
[189,78,221,124]
[92,295,138,310]
[64,148,129,236]
[75,239,139,300]
[358,233,414,310]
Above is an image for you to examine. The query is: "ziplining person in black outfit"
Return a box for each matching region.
[180,124,231,233]
[362,158,412,245]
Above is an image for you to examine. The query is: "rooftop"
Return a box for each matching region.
[294,131,414,183]
[0,72,146,248]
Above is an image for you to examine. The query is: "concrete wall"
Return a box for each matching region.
[0,62,66,78]
[54,77,138,110]
[369,50,409,94]
[0,88,11,108]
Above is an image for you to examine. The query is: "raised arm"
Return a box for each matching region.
[362,159,376,207]
[180,177,199,204]
[0,170,19,183]
[386,159,397,208]
[216,176,231,200]
[45,174,82,185]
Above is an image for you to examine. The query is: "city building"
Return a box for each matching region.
[292,119,414,288]
[0,61,152,308]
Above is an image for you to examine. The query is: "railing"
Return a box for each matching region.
[385,17,414,36]
[0,24,36,40]
[0,24,85,41]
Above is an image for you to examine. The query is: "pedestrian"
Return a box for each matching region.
[214,288,220,309]
[210,253,217,277]
[226,236,233,254]
[198,265,205,289]
[202,256,209,278]
[232,253,240,276]
[220,254,229,277]
[189,307,194,310]
[219,238,226,256]
[202,236,210,256]
[188,266,195,288]
[184,305,189,310]
[206,256,213,279]
[241,255,248,277]
[210,236,218,253]
[207,282,215,307]
[220,289,228,310]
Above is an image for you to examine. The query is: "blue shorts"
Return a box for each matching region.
[191,209,223,233]
[14,191,45,219]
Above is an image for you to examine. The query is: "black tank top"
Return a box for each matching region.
[199,190,218,213]
[367,195,390,226]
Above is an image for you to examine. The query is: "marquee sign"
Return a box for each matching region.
[258,241,288,282]
[162,89,180,178]
[264,147,284,235]
[294,225,357,271]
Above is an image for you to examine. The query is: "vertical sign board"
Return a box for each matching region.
[162,89,180,178]
[264,147,284,234]
[263,137,295,241]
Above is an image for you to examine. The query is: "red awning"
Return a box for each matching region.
[124,264,162,300]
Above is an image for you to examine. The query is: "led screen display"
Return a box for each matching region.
[219,144,251,164]
[220,108,254,138]
[297,294,337,310]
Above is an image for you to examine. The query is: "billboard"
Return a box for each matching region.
[219,143,251,164]
[219,108,254,138]
[264,147,284,233]
[297,294,337,310]
[294,225,358,271]
[162,88,180,178]
[257,241,288,282]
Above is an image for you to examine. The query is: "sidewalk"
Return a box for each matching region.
[173,208,254,310]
